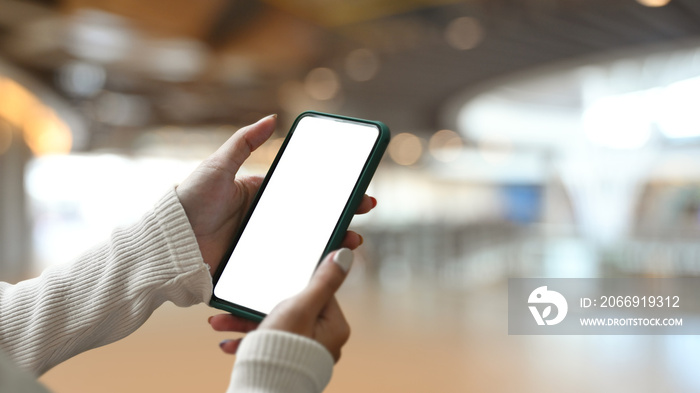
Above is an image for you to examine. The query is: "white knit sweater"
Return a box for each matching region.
[0,189,333,393]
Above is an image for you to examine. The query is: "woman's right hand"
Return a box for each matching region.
[209,248,354,362]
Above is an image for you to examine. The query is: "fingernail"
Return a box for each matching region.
[219,339,231,349]
[370,196,377,208]
[256,114,277,124]
[208,316,213,324]
[358,234,364,246]
[333,248,353,273]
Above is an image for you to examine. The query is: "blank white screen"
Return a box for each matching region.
[213,115,379,314]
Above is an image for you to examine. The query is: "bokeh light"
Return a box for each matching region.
[477,133,513,165]
[388,132,423,166]
[428,129,463,162]
[95,92,150,127]
[345,48,380,82]
[0,78,36,129]
[57,61,106,98]
[444,16,484,51]
[0,77,72,156]
[23,109,72,155]
[582,91,653,149]
[65,9,134,64]
[304,67,340,101]
[278,80,312,114]
[636,0,672,7]
[142,38,209,82]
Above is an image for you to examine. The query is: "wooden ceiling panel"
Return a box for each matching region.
[60,0,226,38]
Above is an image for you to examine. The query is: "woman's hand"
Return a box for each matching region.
[176,115,376,273]
[209,248,354,362]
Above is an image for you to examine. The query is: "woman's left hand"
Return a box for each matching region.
[176,115,376,274]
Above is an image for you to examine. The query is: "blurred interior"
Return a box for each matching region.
[3,0,700,392]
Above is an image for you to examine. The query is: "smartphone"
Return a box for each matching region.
[210,111,390,321]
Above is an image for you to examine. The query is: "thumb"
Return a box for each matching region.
[212,114,277,172]
[297,248,354,314]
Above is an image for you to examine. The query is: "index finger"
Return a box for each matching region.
[209,313,260,333]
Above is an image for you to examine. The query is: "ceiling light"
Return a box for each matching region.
[582,91,653,149]
[656,76,700,139]
[636,0,671,7]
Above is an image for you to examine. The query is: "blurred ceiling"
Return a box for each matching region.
[2,0,700,150]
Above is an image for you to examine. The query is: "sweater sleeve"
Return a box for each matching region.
[0,188,212,376]
[227,330,334,393]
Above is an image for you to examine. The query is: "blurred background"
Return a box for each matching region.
[3,0,700,391]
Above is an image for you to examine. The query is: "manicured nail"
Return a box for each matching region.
[333,248,353,273]
[256,114,277,124]
[219,339,231,349]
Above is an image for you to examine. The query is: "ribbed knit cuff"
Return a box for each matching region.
[227,330,334,393]
[152,188,212,304]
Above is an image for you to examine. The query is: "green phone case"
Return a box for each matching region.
[209,111,390,322]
